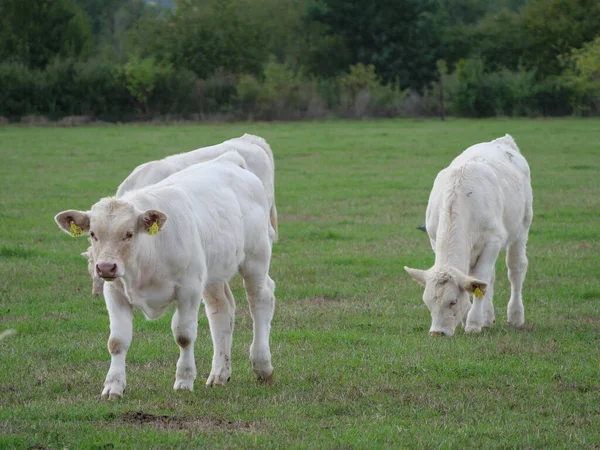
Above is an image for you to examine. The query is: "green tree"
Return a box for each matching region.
[166,0,270,78]
[561,36,600,113]
[0,0,92,69]
[519,0,600,77]
[124,15,173,64]
[122,56,160,116]
[306,0,443,90]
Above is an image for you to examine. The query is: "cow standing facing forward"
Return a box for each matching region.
[405,135,533,337]
[82,133,278,296]
[55,152,276,398]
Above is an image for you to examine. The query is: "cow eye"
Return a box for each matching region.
[90,231,98,241]
[449,300,457,307]
[124,231,133,240]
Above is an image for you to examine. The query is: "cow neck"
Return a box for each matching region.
[121,239,156,293]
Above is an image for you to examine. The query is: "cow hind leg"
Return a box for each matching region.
[239,257,275,383]
[204,283,236,386]
[506,239,528,327]
[172,293,201,391]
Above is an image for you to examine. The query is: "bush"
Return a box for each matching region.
[0,55,583,122]
[41,59,80,118]
[337,63,407,118]
[559,36,600,115]
[197,69,238,118]
[74,59,134,121]
[151,67,199,117]
[121,56,160,117]
[0,63,41,118]
[237,61,330,120]
[237,74,262,118]
[447,57,545,117]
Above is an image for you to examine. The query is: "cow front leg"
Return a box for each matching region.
[203,283,236,386]
[465,241,500,333]
[102,284,132,399]
[482,271,496,328]
[172,292,201,391]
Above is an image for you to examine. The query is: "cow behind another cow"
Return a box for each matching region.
[405,134,533,337]
[56,151,276,398]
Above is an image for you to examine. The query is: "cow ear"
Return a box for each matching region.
[138,209,168,235]
[55,210,90,237]
[404,266,427,285]
[462,277,488,299]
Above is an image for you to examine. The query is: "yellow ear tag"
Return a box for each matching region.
[69,222,83,237]
[474,287,484,299]
[148,220,160,236]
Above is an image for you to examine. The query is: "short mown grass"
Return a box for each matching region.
[1,118,599,448]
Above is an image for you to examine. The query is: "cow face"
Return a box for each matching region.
[404,266,487,336]
[81,244,104,296]
[55,199,167,282]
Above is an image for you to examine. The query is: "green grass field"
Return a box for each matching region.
[1,118,599,449]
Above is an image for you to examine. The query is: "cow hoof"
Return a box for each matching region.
[173,379,194,391]
[101,375,125,400]
[101,384,124,400]
[256,369,274,384]
[206,371,230,387]
[464,324,482,334]
[507,314,525,328]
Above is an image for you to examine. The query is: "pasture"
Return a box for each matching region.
[1,118,599,448]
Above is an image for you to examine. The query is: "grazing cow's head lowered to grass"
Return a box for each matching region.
[404,266,487,337]
[55,199,167,282]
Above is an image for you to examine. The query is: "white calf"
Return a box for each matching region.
[405,135,533,336]
[82,133,278,296]
[56,152,276,398]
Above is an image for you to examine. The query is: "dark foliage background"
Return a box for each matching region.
[1,0,599,121]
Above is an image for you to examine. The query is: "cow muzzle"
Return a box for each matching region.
[429,329,453,337]
[96,261,119,280]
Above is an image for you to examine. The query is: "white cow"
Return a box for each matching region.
[404,135,533,337]
[82,133,278,296]
[55,152,276,398]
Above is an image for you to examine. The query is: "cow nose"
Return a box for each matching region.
[96,262,117,278]
[430,330,446,337]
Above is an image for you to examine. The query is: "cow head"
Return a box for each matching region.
[55,198,167,282]
[404,265,487,336]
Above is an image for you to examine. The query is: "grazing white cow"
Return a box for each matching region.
[404,135,533,336]
[55,152,276,398]
[81,133,278,296]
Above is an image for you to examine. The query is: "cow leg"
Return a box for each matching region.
[172,291,201,391]
[240,261,275,383]
[102,284,132,399]
[465,241,501,333]
[482,271,496,328]
[506,238,528,327]
[204,283,236,386]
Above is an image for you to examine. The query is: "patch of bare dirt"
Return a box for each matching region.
[112,411,257,433]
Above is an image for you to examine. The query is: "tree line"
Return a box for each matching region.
[1,0,599,122]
